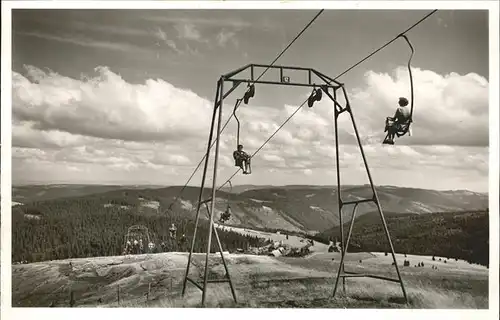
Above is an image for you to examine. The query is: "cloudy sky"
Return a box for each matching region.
[10,8,489,192]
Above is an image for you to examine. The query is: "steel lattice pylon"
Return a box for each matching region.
[181,63,408,307]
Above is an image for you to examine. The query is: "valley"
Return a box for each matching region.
[11,184,490,308]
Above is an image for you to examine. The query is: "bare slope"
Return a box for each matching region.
[236,185,488,232]
[12,251,488,308]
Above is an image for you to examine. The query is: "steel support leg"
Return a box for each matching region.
[202,78,223,306]
[332,95,346,294]
[203,204,238,303]
[182,81,221,296]
[333,203,359,297]
[201,78,238,307]
[183,78,238,307]
[345,86,408,303]
[327,85,408,304]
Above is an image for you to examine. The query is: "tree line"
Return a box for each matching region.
[317,210,489,267]
[12,198,266,263]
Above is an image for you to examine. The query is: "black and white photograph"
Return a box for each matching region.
[1,1,499,318]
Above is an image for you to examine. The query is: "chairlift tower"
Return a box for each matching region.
[181,63,408,307]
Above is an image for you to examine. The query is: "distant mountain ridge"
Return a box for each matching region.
[13,184,488,234]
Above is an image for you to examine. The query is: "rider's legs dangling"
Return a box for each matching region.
[246,157,252,174]
[383,127,396,144]
[235,158,246,173]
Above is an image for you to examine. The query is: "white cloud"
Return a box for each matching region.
[261,154,285,167]
[437,17,449,28]
[174,23,204,42]
[11,65,489,192]
[70,21,150,37]
[344,67,489,147]
[145,15,254,30]
[16,31,149,54]
[153,27,182,54]
[153,26,204,56]
[13,121,90,149]
[216,30,238,47]
[13,65,212,143]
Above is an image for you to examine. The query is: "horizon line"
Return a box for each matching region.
[11,182,489,194]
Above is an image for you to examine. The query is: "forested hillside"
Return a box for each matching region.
[13,184,489,234]
[12,197,265,263]
[11,184,489,265]
[317,210,489,266]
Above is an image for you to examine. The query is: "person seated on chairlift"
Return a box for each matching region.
[220,206,231,223]
[169,223,177,238]
[383,97,411,145]
[233,144,252,174]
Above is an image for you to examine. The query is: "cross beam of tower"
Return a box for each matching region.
[181,63,408,307]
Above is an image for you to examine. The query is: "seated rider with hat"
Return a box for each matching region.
[383,97,411,145]
[233,144,251,174]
